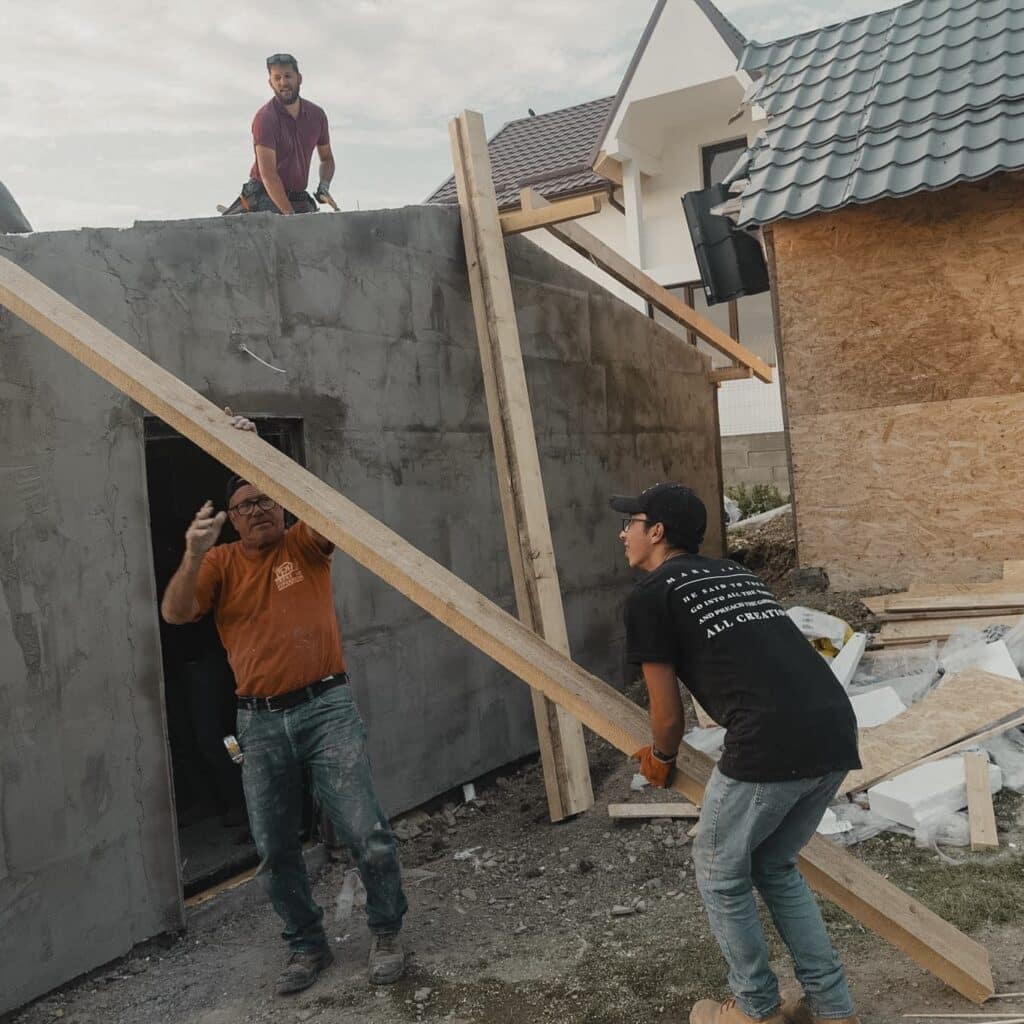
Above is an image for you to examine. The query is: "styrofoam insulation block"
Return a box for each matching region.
[850,686,906,729]
[868,755,1002,828]
[831,632,869,691]
[941,639,1021,681]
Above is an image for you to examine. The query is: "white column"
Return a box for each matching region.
[622,157,645,268]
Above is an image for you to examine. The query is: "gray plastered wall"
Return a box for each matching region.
[0,205,720,1012]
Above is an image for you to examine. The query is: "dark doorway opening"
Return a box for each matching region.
[145,416,305,897]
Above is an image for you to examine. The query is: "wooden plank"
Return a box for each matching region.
[499,194,601,235]
[876,615,1023,646]
[450,111,593,822]
[592,149,624,186]
[519,187,774,384]
[710,366,753,383]
[886,592,1024,614]
[0,255,995,1004]
[965,752,999,851]
[862,594,891,615]
[840,670,1024,795]
[608,802,700,820]
[878,607,1024,623]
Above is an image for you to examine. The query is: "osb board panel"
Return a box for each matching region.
[772,174,1024,419]
[790,393,1024,589]
[842,669,1024,794]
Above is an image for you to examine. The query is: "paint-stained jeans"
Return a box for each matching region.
[692,767,855,1021]
[237,683,407,953]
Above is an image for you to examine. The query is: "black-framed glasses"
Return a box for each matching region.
[266,53,298,70]
[621,517,650,532]
[229,496,279,517]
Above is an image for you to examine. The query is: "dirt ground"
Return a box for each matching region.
[10,512,1024,1024]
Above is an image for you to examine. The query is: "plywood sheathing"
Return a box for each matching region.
[770,174,1024,589]
[841,669,1024,795]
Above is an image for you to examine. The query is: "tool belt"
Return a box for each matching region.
[237,672,348,712]
[237,179,315,212]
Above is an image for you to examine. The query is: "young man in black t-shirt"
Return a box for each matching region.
[611,483,861,1024]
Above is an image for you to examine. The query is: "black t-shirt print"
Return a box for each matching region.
[624,554,860,783]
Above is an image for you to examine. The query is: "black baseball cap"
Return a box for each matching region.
[266,52,299,71]
[610,483,707,549]
[225,474,250,508]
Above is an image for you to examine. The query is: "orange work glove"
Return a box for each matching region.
[633,745,677,788]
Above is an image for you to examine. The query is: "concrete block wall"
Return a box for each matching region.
[719,431,790,496]
[0,205,721,1013]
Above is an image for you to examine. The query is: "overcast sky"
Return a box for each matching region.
[2,0,895,232]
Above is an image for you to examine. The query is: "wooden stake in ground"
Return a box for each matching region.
[0,254,995,1003]
[448,110,593,822]
[965,752,999,850]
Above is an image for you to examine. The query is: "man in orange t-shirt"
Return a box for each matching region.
[161,410,406,996]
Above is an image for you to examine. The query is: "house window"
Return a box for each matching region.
[701,137,748,187]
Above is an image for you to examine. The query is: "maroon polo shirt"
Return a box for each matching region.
[249,96,329,193]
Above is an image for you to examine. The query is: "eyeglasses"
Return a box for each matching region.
[229,496,279,517]
[266,53,298,69]
[621,517,651,532]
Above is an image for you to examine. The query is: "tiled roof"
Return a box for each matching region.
[425,97,615,209]
[734,0,1024,227]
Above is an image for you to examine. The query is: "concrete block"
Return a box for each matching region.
[745,431,789,453]
[747,449,789,469]
[868,756,1002,828]
[721,451,750,469]
[850,686,906,728]
[727,467,776,486]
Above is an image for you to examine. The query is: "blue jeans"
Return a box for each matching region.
[237,683,407,953]
[692,767,854,1020]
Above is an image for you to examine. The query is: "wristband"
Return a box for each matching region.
[652,746,678,763]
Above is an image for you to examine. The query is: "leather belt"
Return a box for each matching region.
[237,673,348,712]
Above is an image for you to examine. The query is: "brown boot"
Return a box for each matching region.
[690,997,786,1023]
[275,947,334,996]
[780,996,859,1024]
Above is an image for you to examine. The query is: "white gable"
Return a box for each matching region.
[603,0,742,153]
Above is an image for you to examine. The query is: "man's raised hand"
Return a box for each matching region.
[185,500,226,559]
[224,406,258,433]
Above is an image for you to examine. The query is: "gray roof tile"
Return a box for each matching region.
[425,97,614,209]
[735,0,1024,226]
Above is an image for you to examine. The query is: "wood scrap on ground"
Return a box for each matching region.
[608,803,700,820]
[965,752,1000,850]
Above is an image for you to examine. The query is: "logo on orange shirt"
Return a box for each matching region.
[274,561,305,591]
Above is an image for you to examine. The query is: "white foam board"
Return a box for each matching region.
[831,632,869,691]
[940,640,1022,681]
[849,686,906,729]
[868,756,1002,828]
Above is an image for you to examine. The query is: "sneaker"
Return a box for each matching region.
[368,932,406,985]
[690,997,786,1023]
[275,947,334,996]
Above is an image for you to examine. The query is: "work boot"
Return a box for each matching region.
[690,997,786,1023]
[780,996,859,1024]
[275,947,334,995]
[368,931,406,985]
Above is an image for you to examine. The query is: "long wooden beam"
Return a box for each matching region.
[449,110,593,822]
[0,254,993,1003]
[520,187,773,384]
[499,194,601,236]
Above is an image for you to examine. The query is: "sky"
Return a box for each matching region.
[1,0,896,232]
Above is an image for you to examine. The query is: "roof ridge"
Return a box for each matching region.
[497,95,615,135]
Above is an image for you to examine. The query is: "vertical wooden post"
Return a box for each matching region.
[449,110,594,821]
